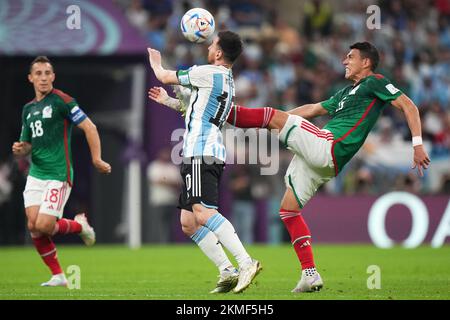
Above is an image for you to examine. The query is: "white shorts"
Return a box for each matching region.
[23,176,72,219]
[279,115,335,208]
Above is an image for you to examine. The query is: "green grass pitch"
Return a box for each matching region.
[0,244,449,300]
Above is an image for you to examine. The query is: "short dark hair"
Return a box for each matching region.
[217,31,243,64]
[30,56,53,73]
[349,42,379,71]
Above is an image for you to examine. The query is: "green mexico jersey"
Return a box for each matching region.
[19,89,87,183]
[321,74,402,175]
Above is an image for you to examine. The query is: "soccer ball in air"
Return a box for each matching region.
[180,8,215,43]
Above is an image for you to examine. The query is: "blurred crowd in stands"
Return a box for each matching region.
[116,0,450,198]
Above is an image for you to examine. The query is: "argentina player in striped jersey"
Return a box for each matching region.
[147,31,261,294]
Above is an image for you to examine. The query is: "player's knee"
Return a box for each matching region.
[280,192,301,213]
[270,109,289,130]
[192,205,215,226]
[35,219,54,235]
[180,211,198,236]
[181,224,196,237]
[27,220,36,232]
[194,215,208,226]
[194,214,211,226]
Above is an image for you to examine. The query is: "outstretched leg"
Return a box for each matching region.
[227,105,288,131]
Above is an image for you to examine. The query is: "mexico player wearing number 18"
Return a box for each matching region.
[149,42,430,293]
[12,56,111,287]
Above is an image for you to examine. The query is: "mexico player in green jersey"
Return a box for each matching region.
[232,41,431,293]
[12,56,111,287]
[149,42,430,293]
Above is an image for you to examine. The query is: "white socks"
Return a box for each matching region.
[191,226,232,272]
[205,213,251,268]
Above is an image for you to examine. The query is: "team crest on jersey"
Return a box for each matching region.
[43,105,53,118]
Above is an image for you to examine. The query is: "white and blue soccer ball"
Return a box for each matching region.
[180,8,215,43]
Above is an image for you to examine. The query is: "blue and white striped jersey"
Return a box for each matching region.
[177,65,234,162]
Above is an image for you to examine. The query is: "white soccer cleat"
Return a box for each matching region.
[210,268,239,294]
[41,273,67,287]
[291,268,324,293]
[75,213,96,246]
[233,259,262,293]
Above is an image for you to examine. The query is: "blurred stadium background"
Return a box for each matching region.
[0,0,449,251]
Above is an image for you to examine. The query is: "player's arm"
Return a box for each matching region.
[147,48,179,85]
[13,109,33,157]
[77,118,111,174]
[148,86,184,112]
[12,141,32,157]
[391,93,431,176]
[287,103,329,120]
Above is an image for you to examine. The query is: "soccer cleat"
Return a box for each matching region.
[233,259,262,293]
[210,268,239,294]
[291,268,324,293]
[41,273,67,287]
[75,213,96,246]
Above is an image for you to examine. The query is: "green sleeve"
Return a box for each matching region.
[369,76,403,102]
[321,94,338,115]
[19,107,31,142]
[57,96,72,118]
